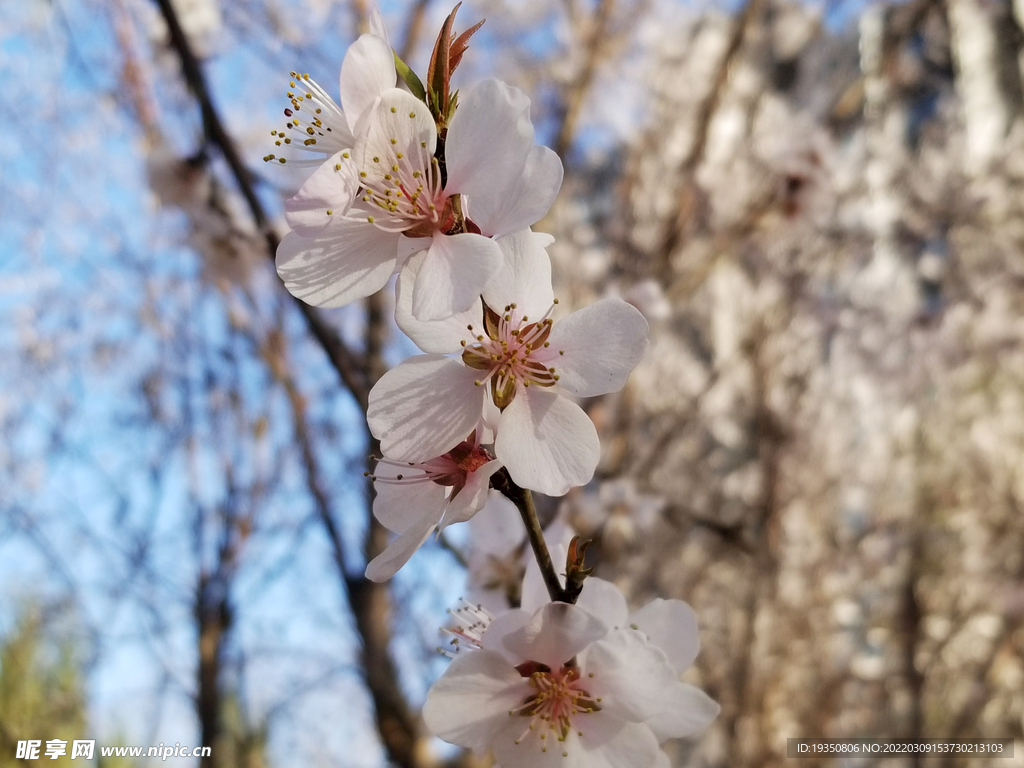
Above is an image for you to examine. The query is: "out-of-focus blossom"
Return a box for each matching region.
[567,478,667,553]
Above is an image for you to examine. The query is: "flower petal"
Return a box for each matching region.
[548,298,650,397]
[423,649,530,756]
[574,577,630,631]
[575,721,661,768]
[445,79,533,198]
[581,629,685,725]
[502,602,607,670]
[482,229,554,319]
[396,250,480,353]
[367,355,485,462]
[275,223,398,308]
[368,6,390,47]
[364,507,438,582]
[340,33,396,136]
[468,145,563,237]
[442,459,503,528]
[468,493,524,556]
[629,598,700,673]
[644,683,720,740]
[397,233,428,265]
[495,388,600,496]
[411,233,504,321]
[371,459,447,533]
[284,152,359,237]
[480,608,532,663]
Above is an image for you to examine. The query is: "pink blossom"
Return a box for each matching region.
[365,436,501,582]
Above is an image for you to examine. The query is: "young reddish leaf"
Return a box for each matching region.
[564,535,594,603]
[449,18,485,73]
[425,4,484,128]
[426,3,461,115]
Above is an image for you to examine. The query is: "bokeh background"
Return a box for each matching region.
[3,0,1024,766]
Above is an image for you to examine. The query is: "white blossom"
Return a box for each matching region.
[423,594,718,768]
[277,80,562,319]
[367,231,648,495]
[364,436,501,582]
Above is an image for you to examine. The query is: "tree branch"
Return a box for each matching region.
[493,469,568,603]
[151,0,370,407]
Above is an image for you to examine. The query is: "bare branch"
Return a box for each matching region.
[151,0,370,407]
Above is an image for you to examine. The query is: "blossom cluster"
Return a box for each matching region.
[429,574,720,768]
[270,7,717,765]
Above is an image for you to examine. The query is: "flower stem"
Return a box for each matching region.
[493,469,568,603]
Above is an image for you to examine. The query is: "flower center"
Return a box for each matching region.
[460,303,562,409]
[368,438,492,496]
[358,112,447,233]
[509,662,601,755]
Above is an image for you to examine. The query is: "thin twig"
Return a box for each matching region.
[152,0,370,407]
[493,469,567,603]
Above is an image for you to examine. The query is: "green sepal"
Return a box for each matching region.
[393,51,426,102]
[447,90,460,124]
